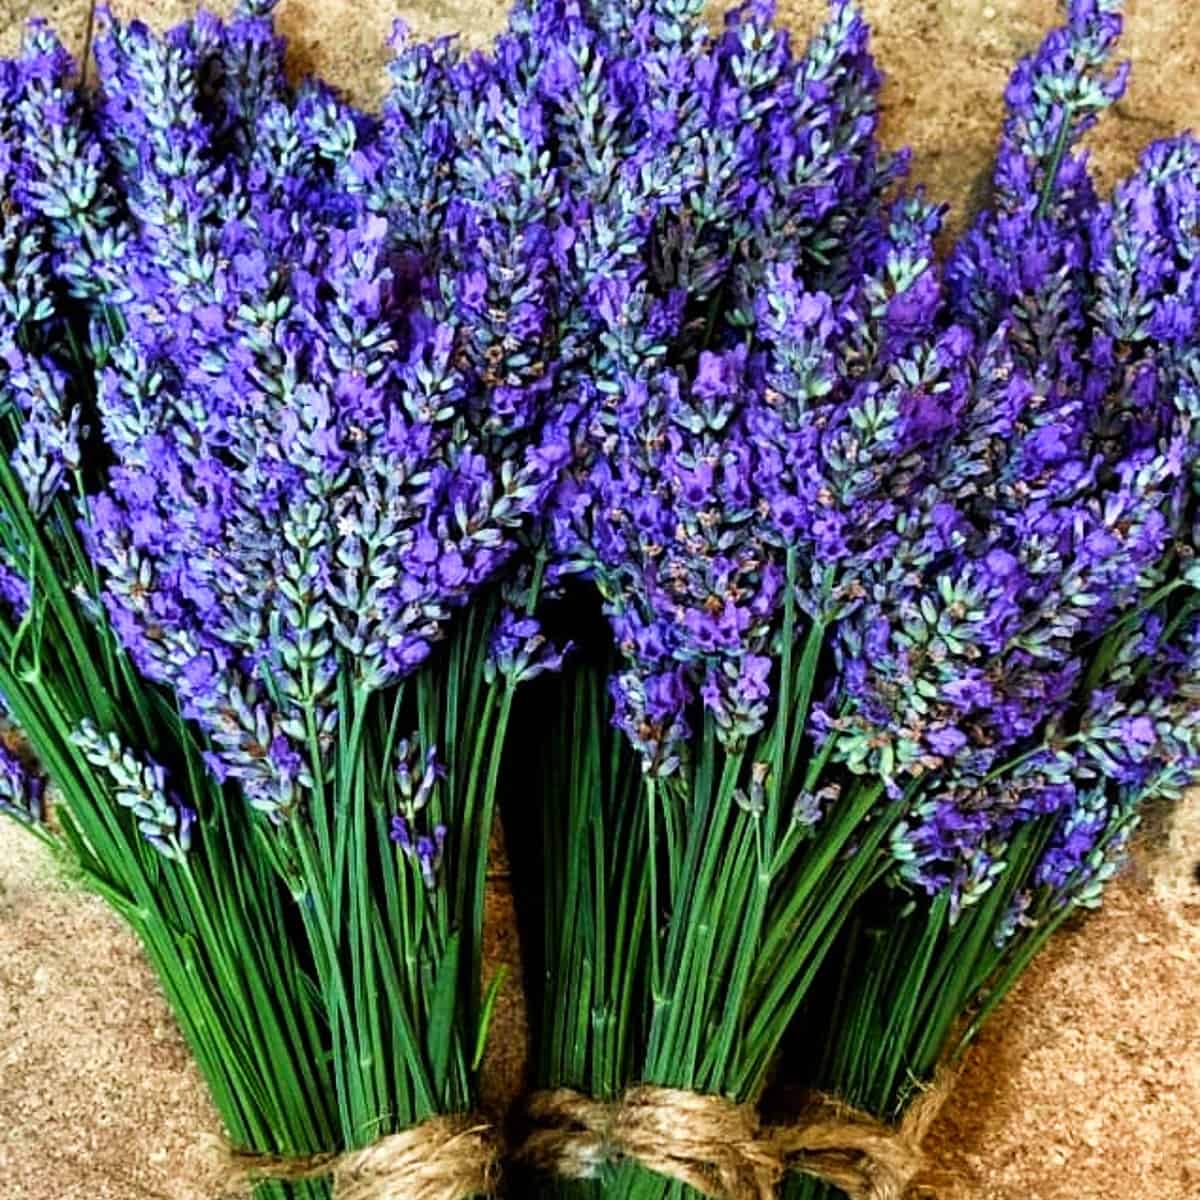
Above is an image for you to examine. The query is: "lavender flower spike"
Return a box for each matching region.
[0,737,45,824]
[71,719,195,861]
[485,608,572,686]
[391,738,448,889]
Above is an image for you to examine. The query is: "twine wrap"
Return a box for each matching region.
[217,1113,500,1200]
[515,1074,953,1200]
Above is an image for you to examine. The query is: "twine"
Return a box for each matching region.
[515,1072,954,1200]
[215,1113,500,1200]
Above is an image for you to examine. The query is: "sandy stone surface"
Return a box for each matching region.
[0,0,89,58]
[1,1,1199,1199]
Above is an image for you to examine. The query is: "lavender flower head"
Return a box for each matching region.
[0,25,91,519]
[0,735,45,824]
[391,738,447,888]
[72,718,195,860]
[486,607,572,686]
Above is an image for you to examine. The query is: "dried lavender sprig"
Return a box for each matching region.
[0,552,30,620]
[5,348,83,518]
[71,718,194,861]
[8,20,130,302]
[486,608,572,687]
[949,0,1128,336]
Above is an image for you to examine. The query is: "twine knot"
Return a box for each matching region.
[519,1085,778,1198]
[216,1113,499,1200]
[515,1073,953,1200]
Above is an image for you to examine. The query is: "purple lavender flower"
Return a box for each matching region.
[0,28,96,517]
[71,718,195,860]
[7,20,129,302]
[815,3,1200,908]
[949,0,1128,335]
[0,7,586,820]
[394,739,445,815]
[0,736,45,824]
[486,607,572,686]
[391,738,449,888]
[5,347,83,516]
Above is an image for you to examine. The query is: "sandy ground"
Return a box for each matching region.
[1,1,1199,1198]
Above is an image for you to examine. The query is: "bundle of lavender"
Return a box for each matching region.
[782,6,1200,1195]
[0,1,576,1194]
[517,2,1199,1199]
[0,16,343,1196]
[521,2,917,1191]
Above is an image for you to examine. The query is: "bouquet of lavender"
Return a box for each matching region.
[0,2,575,1194]
[0,14,343,1195]
[1,1,1195,1198]
[782,6,1200,1195]
[515,0,976,1193]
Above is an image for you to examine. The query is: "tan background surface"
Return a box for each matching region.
[0,1,1198,1197]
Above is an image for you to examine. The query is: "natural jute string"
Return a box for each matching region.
[215,1113,500,1200]
[515,1072,953,1200]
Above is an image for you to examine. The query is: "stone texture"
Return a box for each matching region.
[0,0,90,57]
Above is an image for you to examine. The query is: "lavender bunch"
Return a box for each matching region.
[0,14,346,1196]
[812,0,1199,943]
[0,1,581,1191]
[43,0,585,1180]
[519,4,984,1197]
[0,5,1194,1200]
[779,6,1200,1195]
[522,3,1198,1199]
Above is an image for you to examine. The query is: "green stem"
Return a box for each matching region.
[1036,102,1075,220]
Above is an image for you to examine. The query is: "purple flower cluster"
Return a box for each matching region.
[831,1,1200,906]
[530,0,1198,914]
[486,607,572,686]
[980,609,1200,938]
[4,6,589,819]
[72,718,195,860]
[544,0,920,772]
[0,736,45,824]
